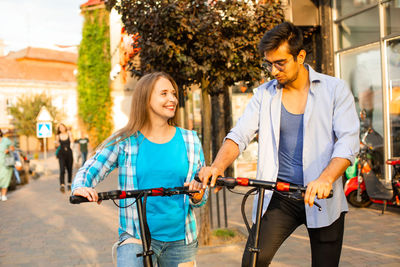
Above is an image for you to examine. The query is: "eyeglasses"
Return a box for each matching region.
[262,56,294,73]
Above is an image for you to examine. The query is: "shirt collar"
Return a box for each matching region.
[305,64,321,94]
[272,63,321,93]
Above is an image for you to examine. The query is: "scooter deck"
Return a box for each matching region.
[364,172,393,200]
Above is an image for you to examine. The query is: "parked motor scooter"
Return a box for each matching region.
[344,127,400,213]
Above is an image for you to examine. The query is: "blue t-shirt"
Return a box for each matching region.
[277,104,304,185]
[137,128,188,241]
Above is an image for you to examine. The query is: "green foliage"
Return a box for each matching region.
[213,228,236,238]
[77,8,113,146]
[7,93,60,137]
[112,0,284,94]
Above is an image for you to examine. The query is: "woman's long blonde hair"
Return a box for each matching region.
[97,72,179,150]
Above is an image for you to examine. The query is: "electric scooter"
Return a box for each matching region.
[344,136,400,213]
[70,177,332,267]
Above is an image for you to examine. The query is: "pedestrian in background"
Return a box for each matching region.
[199,22,359,267]
[55,123,74,193]
[72,72,207,267]
[0,129,15,201]
[76,133,89,166]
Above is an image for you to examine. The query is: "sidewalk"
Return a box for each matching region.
[1,156,399,266]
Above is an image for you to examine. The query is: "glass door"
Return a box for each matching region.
[386,38,400,158]
[339,44,385,179]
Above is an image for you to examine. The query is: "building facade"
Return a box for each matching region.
[332,0,400,181]
[0,47,78,152]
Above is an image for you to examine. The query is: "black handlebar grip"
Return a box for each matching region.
[194,175,202,183]
[69,195,90,204]
[327,190,334,198]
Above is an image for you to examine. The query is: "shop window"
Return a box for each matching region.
[338,6,380,49]
[385,0,400,36]
[336,0,378,17]
[387,38,400,156]
[339,45,385,177]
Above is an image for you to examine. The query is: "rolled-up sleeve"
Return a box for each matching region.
[225,88,263,153]
[71,141,120,192]
[331,80,360,164]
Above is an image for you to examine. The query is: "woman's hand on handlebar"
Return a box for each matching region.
[185,179,204,203]
[198,166,224,193]
[73,187,101,204]
[304,177,333,207]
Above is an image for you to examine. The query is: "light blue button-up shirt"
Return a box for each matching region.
[226,65,359,228]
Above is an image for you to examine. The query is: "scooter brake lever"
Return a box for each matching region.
[314,201,322,211]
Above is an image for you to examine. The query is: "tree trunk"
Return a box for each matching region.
[211,92,227,229]
[184,98,190,129]
[198,79,212,246]
[211,93,226,161]
[26,136,30,155]
[223,87,234,177]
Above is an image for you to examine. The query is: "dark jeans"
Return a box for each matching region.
[242,192,345,267]
[58,151,73,185]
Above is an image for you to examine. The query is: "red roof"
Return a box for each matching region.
[80,0,104,8]
[0,47,77,83]
[5,47,77,64]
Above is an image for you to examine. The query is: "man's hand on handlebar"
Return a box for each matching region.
[304,177,333,207]
[73,187,101,204]
[198,166,224,193]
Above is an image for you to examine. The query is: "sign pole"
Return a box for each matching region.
[36,106,53,178]
[43,137,47,176]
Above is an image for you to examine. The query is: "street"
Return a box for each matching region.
[1,156,399,267]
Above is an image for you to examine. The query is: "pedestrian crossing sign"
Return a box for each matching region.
[36,122,52,138]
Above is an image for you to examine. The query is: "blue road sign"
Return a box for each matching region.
[36,122,52,138]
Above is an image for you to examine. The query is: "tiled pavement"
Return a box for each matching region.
[1,156,399,266]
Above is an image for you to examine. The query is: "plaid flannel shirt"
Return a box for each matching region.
[72,127,207,244]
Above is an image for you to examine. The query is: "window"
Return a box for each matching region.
[339,44,385,177]
[385,0,400,36]
[337,7,380,49]
[336,0,378,17]
[387,38,400,156]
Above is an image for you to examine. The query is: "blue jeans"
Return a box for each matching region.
[81,152,88,166]
[117,236,198,267]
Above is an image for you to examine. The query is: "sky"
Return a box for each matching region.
[0,0,84,54]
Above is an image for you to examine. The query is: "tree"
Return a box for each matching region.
[198,0,284,174]
[78,6,113,146]
[7,93,60,152]
[108,0,284,245]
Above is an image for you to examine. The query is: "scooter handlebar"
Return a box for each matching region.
[195,176,333,198]
[69,187,200,204]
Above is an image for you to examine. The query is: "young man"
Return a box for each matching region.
[76,134,89,166]
[199,22,359,266]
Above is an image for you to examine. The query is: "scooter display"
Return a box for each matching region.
[344,131,400,213]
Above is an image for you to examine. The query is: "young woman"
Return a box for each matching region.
[0,129,14,201]
[72,72,207,267]
[56,123,74,193]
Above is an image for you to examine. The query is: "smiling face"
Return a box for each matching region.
[264,42,305,87]
[58,124,67,134]
[148,77,178,123]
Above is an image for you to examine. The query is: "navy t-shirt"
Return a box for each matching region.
[277,104,304,185]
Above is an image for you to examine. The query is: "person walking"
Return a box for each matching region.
[56,123,74,193]
[72,72,207,267]
[76,134,89,166]
[199,22,359,267]
[0,130,15,201]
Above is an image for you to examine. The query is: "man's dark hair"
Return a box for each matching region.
[259,21,304,59]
